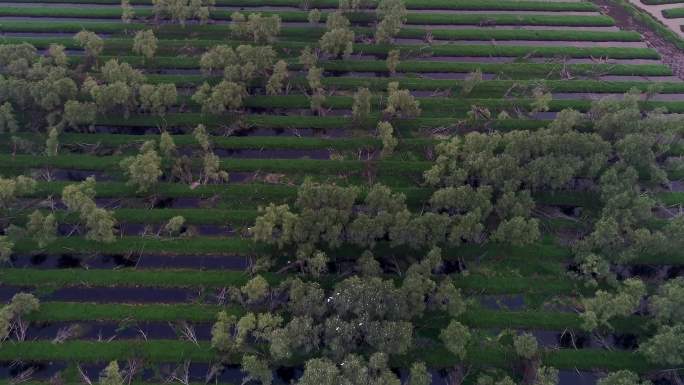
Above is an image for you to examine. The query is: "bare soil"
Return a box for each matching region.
[594,0,684,78]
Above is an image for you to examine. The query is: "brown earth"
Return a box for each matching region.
[594,0,684,79]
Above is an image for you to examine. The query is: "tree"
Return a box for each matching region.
[297,358,339,385]
[377,121,397,159]
[193,123,211,151]
[1,293,39,342]
[580,278,645,331]
[375,0,407,44]
[319,12,354,58]
[491,217,540,246]
[100,59,145,86]
[639,324,684,366]
[192,81,246,114]
[63,100,97,129]
[133,30,158,60]
[339,0,365,11]
[0,176,36,209]
[269,315,322,360]
[530,86,552,115]
[307,66,323,92]
[409,362,431,385]
[308,8,321,24]
[121,0,134,23]
[299,46,318,69]
[99,361,124,385]
[211,311,236,352]
[231,12,281,43]
[266,60,288,95]
[0,237,13,263]
[45,127,59,156]
[440,320,470,360]
[139,83,177,117]
[74,31,104,59]
[200,44,276,82]
[242,355,273,385]
[242,275,270,304]
[84,59,143,118]
[62,177,116,243]
[120,141,163,193]
[534,367,559,385]
[310,90,326,115]
[151,0,215,26]
[162,216,185,236]
[597,371,652,385]
[649,277,684,325]
[192,125,229,184]
[0,102,18,133]
[386,49,400,75]
[384,82,420,118]
[247,13,281,43]
[461,69,482,96]
[352,87,371,122]
[26,210,57,248]
[159,131,176,158]
[44,44,68,68]
[514,332,538,359]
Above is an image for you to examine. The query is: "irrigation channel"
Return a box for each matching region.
[1,0,684,384]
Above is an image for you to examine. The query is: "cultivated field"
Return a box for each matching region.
[0,0,683,384]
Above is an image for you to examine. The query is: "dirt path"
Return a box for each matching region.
[594,0,684,79]
[627,0,684,38]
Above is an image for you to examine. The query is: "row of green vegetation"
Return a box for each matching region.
[0,7,617,25]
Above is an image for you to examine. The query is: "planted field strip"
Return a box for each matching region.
[0,7,618,25]
[0,23,642,42]
[662,6,684,17]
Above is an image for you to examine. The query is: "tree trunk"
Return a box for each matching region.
[447,364,466,385]
[521,358,540,385]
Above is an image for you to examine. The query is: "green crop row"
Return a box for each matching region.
[0,267,583,297]
[80,55,673,78]
[0,22,644,44]
[0,339,660,371]
[7,230,684,264]
[4,133,434,151]
[26,301,649,336]
[141,74,684,96]
[662,7,684,18]
[0,7,616,26]
[0,21,643,42]
[3,35,659,60]
[0,153,432,175]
